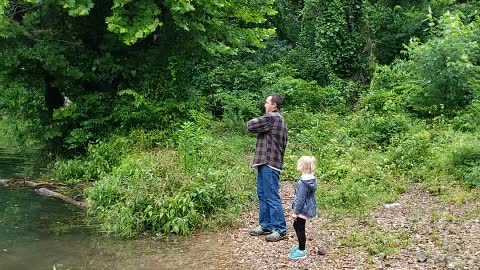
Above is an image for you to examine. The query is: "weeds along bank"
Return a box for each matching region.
[32,10,480,238]
[48,124,257,237]
[46,104,480,237]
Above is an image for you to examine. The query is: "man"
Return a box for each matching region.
[247,93,288,242]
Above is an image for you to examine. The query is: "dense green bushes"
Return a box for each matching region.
[3,1,480,238]
[367,12,480,119]
[48,93,480,236]
[48,129,166,184]
[51,118,255,237]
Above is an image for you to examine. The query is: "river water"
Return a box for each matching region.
[0,148,238,270]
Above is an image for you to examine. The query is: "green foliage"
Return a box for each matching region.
[113,89,193,130]
[363,61,415,114]
[85,121,254,237]
[365,11,480,120]
[284,110,347,154]
[0,118,14,147]
[215,92,261,133]
[86,150,253,236]
[206,60,297,127]
[463,162,480,188]
[106,0,162,45]
[386,130,431,171]
[159,0,278,54]
[349,111,413,147]
[268,76,358,114]
[51,92,113,150]
[402,12,480,117]
[1,0,276,52]
[273,0,303,44]
[174,112,215,173]
[0,0,279,155]
[366,1,428,64]
[283,109,407,213]
[60,0,95,16]
[48,129,166,184]
[290,0,370,84]
[4,0,480,239]
[317,151,399,214]
[452,143,480,167]
[452,100,480,132]
[417,129,480,190]
[0,72,46,146]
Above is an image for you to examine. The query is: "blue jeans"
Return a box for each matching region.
[256,165,287,233]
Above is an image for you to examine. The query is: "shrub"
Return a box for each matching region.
[402,12,480,117]
[317,176,396,213]
[268,76,356,114]
[47,129,166,184]
[452,100,480,132]
[386,130,432,170]
[86,120,255,237]
[216,92,261,134]
[452,143,480,167]
[349,111,412,148]
[463,163,480,188]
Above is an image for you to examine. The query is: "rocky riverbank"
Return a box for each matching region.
[227,182,480,269]
[117,181,479,270]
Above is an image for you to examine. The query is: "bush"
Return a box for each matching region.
[452,142,480,167]
[463,162,480,188]
[317,176,397,214]
[402,12,480,117]
[452,100,480,132]
[349,111,413,148]
[85,119,255,237]
[386,130,431,170]
[47,129,166,184]
[216,92,262,134]
[267,76,356,114]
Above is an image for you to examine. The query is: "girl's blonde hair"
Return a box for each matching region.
[297,156,316,174]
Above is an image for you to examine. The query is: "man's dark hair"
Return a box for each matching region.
[269,93,284,110]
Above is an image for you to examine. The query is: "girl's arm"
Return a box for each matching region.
[292,183,308,214]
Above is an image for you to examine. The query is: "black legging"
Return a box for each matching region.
[293,217,306,251]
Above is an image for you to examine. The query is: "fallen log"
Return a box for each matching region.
[35,187,85,208]
[0,179,12,185]
[0,178,85,208]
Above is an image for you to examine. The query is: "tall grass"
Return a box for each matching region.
[48,105,480,237]
[50,119,256,237]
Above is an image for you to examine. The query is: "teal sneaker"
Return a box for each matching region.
[288,249,307,260]
[289,246,299,253]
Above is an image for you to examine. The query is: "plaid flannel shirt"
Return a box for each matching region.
[247,111,288,171]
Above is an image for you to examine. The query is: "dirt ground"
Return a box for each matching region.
[201,181,480,270]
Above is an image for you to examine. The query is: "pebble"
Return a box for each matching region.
[416,252,427,262]
[316,247,326,255]
[384,202,401,208]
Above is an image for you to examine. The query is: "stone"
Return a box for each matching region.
[416,252,427,263]
[317,247,327,255]
[384,202,401,208]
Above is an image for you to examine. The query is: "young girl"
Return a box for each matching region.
[289,156,317,260]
